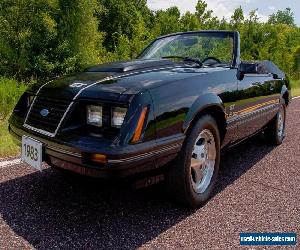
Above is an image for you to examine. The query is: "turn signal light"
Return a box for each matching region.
[132,107,148,143]
[90,154,107,164]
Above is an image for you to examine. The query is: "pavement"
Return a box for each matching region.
[0,98,300,250]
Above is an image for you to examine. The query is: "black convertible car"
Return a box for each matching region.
[9,30,290,207]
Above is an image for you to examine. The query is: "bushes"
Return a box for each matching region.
[0,77,26,157]
[290,79,300,97]
[0,77,26,120]
[0,120,20,157]
[0,0,105,81]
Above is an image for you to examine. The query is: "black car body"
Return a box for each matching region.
[9,31,290,206]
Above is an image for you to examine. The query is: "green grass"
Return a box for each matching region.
[0,77,26,157]
[0,77,27,120]
[290,79,300,97]
[0,120,20,157]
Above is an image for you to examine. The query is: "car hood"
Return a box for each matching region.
[27,59,227,102]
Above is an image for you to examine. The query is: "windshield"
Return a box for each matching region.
[139,32,234,66]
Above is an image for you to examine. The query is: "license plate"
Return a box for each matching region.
[21,136,43,171]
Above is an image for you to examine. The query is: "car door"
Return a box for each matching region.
[216,69,239,147]
[235,73,280,140]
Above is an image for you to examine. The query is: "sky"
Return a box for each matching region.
[147,0,300,26]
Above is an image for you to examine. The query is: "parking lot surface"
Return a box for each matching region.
[1,98,300,249]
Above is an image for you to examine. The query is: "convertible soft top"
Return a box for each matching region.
[257,60,285,79]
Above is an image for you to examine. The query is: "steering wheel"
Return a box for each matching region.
[202,56,221,64]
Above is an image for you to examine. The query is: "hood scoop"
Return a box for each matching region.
[86,59,176,73]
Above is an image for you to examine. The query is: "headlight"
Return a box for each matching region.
[87,105,102,127]
[111,107,127,128]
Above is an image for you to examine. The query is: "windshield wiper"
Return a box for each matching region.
[203,62,230,68]
[162,56,203,67]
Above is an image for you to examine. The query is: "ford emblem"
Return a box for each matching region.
[40,109,49,117]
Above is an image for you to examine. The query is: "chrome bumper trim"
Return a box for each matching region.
[108,143,181,164]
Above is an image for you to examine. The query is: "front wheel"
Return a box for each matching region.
[264,104,286,145]
[166,115,220,208]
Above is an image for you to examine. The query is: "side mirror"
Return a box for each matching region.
[237,62,258,80]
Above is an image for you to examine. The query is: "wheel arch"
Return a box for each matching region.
[183,94,227,144]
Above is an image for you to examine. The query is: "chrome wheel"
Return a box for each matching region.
[190,129,216,194]
[277,108,285,139]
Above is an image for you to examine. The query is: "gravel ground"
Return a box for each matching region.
[0,98,300,250]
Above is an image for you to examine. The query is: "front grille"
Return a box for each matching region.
[26,96,70,134]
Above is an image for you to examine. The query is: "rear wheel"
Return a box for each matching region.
[166,115,220,208]
[265,104,286,145]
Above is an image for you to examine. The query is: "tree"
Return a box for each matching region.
[230,6,244,29]
[219,17,229,30]
[96,0,151,51]
[268,8,295,27]
[152,7,182,36]
[195,0,215,29]
[292,46,300,78]
[56,0,104,74]
[0,0,59,80]
[1,0,300,82]
[240,10,263,61]
[0,0,104,80]
[180,12,200,32]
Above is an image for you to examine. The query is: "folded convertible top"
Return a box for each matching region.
[257,60,285,79]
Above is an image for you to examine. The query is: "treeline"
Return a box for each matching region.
[0,0,299,82]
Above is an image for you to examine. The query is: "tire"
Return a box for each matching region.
[264,103,286,145]
[165,115,220,208]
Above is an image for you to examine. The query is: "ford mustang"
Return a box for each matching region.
[9,30,290,207]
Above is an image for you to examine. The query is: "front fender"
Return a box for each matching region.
[183,93,225,132]
[119,90,155,145]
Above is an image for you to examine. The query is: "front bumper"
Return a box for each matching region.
[9,124,184,178]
